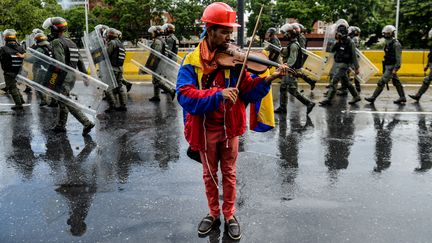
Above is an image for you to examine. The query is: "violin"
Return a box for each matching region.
[215,43,296,75]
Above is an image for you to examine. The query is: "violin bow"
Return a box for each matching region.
[235,5,264,89]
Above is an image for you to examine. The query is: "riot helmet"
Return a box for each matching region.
[3,29,17,42]
[32,28,44,35]
[148,26,163,37]
[114,29,122,39]
[266,27,277,35]
[280,23,297,40]
[34,33,50,46]
[348,26,360,37]
[106,28,119,40]
[162,23,175,34]
[382,25,396,39]
[43,17,68,33]
[291,23,301,34]
[298,24,306,33]
[335,19,349,39]
[95,24,109,36]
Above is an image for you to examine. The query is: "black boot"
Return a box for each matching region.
[394,85,406,104]
[365,86,383,104]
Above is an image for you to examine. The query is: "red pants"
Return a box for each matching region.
[199,130,239,219]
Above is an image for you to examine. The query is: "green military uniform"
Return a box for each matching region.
[265,36,281,63]
[276,39,315,114]
[165,33,179,61]
[366,38,405,103]
[321,37,361,105]
[297,33,307,49]
[296,33,317,90]
[150,36,175,100]
[106,37,127,110]
[0,41,25,109]
[51,36,93,131]
[409,48,432,101]
[27,43,52,106]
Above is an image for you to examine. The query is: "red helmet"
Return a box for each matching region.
[201,2,240,27]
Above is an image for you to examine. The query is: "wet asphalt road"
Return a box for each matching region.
[1,83,432,243]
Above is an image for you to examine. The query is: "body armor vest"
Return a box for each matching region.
[57,37,80,68]
[0,43,25,73]
[383,39,397,65]
[333,39,353,64]
[286,41,303,69]
[109,39,126,67]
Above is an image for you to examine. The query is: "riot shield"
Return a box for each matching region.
[322,23,337,76]
[165,49,182,64]
[131,43,179,88]
[301,48,326,80]
[0,66,4,89]
[25,35,35,49]
[0,32,4,46]
[82,30,118,90]
[17,48,109,114]
[353,49,379,83]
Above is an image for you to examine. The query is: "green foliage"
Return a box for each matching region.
[399,0,432,48]
[0,0,62,39]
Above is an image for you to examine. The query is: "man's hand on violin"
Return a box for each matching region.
[265,64,290,83]
[221,88,239,103]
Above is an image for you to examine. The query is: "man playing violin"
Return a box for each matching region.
[176,2,289,240]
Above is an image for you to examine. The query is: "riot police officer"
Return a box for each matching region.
[319,20,361,106]
[336,25,362,94]
[148,26,175,102]
[292,23,317,90]
[42,17,95,136]
[0,29,25,110]
[29,33,52,106]
[162,23,179,61]
[114,29,133,92]
[409,28,432,102]
[365,25,406,104]
[274,24,315,115]
[105,28,127,112]
[264,27,281,63]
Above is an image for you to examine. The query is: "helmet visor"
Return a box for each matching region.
[42,18,52,30]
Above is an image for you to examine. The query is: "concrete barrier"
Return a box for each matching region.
[123,49,430,83]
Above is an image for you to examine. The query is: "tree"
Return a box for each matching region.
[0,0,62,39]
[399,0,432,48]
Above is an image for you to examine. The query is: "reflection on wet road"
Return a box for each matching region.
[1,84,432,242]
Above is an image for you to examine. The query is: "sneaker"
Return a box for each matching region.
[348,96,361,105]
[82,123,95,136]
[274,107,287,114]
[225,216,241,240]
[393,97,406,104]
[52,126,66,133]
[306,102,315,115]
[198,214,221,236]
[149,96,160,102]
[409,94,420,102]
[364,97,375,104]
[319,99,332,106]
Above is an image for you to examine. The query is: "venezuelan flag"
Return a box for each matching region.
[249,69,275,132]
